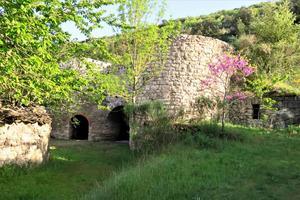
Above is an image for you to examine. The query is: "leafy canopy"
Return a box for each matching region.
[236,0,300,96]
[0,0,116,108]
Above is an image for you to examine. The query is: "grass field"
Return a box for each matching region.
[0,140,136,200]
[85,126,300,200]
[0,126,300,200]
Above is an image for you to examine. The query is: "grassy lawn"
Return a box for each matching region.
[84,127,300,200]
[0,140,135,200]
[0,126,300,200]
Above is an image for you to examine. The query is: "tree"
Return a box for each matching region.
[201,54,254,132]
[0,0,117,109]
[111,0,180,104]
[236,0,300,97]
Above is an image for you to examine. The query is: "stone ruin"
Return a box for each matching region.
[229,95,300,128]
[51,34,231,141]
[136,34,230,120]
[51,98,129,141]
[51,34,300,142]
[1,34,298,166]
[0,105,51,166]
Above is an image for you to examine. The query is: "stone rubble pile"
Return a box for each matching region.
[0,105,51,166]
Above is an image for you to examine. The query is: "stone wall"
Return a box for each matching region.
[0,106,51,166]
[137,34,231,120]
[229,97,264,127]
[274,96,300,125]
[229,95,300,128]
[52,34,231,140]
[51,97,125,141]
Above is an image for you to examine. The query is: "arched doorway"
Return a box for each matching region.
[70,115,89,140]
[107,106,129,141]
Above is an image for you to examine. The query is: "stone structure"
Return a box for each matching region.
[229,95,300,128]
[0,106,51,166]
[51,34,300,141]
[136,34,231,120]
[51,98,129,141]
[51,34,230,140]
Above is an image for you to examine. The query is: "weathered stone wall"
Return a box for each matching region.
[51,97,124,141]
[274,96,300,125]
[52,34,231,140]
[0,106,51,166]
[229,95,300,128]
[137,34,231,120]
[229,97,264,127]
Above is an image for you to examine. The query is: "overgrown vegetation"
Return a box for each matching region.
[110,0,180,104]
[1,0,300,199]
[84,125,300,200]
[237,0,300,97]
[1,125,299,199]
[125,101,180,153]
[0,0,121,110]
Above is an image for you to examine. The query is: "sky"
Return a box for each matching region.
[61,0,274,41]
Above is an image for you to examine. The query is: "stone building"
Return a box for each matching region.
[229,94,300,128]
[51,97,129,141]
[51,34,231,141]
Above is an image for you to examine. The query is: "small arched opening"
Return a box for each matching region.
[70,115,89,140]
[107,106,129,141]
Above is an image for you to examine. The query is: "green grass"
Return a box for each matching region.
[84,126,300,200]
[0,140,135,200]
[1,126,300,200]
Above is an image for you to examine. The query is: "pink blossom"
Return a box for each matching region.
[208,54,254,77]
[225,95,234,101]
[225,92,247,101]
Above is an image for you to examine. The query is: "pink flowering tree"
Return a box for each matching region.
[201,54,255,132]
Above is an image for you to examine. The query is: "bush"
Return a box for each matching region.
[175,122,243,141]
[124,101,180,153]
[124,101,244,153]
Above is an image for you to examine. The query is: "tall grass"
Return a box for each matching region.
[83,127,300,200]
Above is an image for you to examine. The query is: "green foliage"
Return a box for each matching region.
[124,100,166,118]
[125,101,179,153]
[195,96,216,121]
[177,4,254,42]
[0,0,116,109]
[177,1,300,43]
[286,125,300,136]
[251,2,297,43]
[177,122,243,143]
[111,0,181,103]
[237,0,300,97]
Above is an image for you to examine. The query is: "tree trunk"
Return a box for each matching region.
[221,108,225,133]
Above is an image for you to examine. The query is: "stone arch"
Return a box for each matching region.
[70,115,89,140]
[107,106,129,141]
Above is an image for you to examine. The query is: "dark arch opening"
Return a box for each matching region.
[70,115,89,140]
[107,106,129,141]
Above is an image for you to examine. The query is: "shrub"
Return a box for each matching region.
[124,101,180,153]
[176,122,243,142]
[194,96,216,121]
